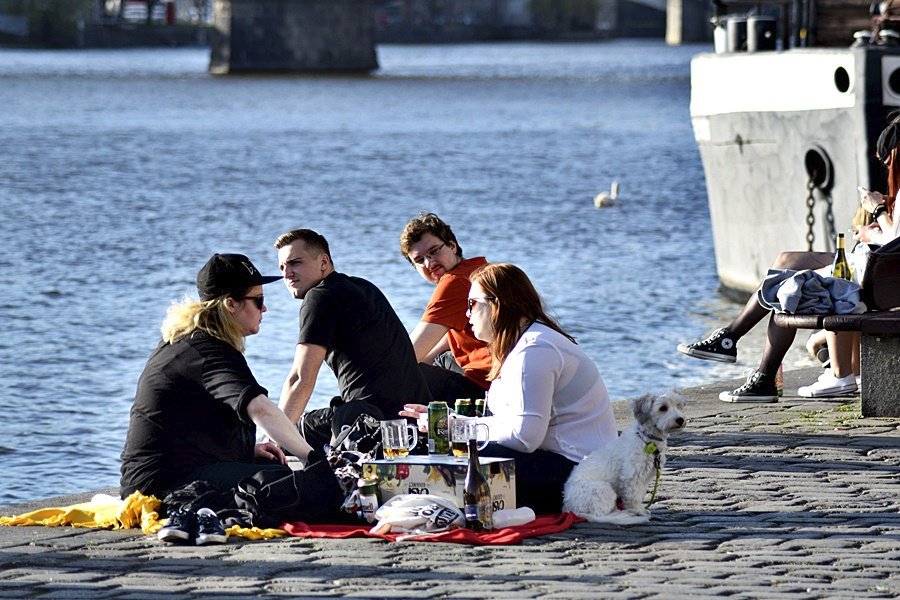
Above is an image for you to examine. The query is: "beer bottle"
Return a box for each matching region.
[832,233,852,280]
[463,439,493,532]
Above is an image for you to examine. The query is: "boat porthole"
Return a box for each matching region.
[834,67,851,93]
[804,146,833,190]
[888,68,900,97]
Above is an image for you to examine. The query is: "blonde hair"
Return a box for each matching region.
[853,205,873,230]
[161,295,245,353]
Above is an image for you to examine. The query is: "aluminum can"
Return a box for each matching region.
[454,398,473,417]
[357,477,380,523]
[428,401,450,455]
[475,398,486,418]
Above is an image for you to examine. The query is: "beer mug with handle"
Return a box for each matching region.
[380,419,418,460]
[449,415,489,458]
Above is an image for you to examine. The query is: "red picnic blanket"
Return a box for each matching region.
[281,513,582,545]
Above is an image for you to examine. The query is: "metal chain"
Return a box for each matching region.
[805,172,817,251]
[824,190,837,249]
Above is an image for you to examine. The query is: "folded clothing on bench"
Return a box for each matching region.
[758,269,865,315]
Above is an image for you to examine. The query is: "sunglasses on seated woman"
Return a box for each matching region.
[237,295,265,310]
[467,296,495,311]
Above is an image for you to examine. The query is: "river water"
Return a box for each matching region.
[0,40,821,506]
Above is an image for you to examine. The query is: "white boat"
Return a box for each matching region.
[690,0,900,298]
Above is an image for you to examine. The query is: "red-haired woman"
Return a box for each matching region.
[404,263,618,513]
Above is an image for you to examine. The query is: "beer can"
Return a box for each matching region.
[454,398,473,417]
[428,401,450,455]
[475,398,486,418]
[357,477,380,523]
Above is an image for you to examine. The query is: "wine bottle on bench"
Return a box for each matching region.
[832,233,852,281]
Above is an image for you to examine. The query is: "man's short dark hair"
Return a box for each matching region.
[274,228,332,260]
[399,213,463,264]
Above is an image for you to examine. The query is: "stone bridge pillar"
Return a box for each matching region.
[666,0,711,44]
[209,0,378,74]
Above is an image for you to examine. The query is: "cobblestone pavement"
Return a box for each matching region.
[1,368,899,599]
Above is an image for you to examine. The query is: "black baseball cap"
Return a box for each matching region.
[877,115,900,165]
[196,253,282,301]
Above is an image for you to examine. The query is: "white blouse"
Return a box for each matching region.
[479,322,617,462]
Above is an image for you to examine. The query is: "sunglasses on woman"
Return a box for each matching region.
[237,295,265,310]
[466,296,495,311]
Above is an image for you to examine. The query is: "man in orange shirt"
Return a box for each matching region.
[400,213,491,404]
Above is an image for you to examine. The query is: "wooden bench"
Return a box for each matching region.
[772,238,900,417]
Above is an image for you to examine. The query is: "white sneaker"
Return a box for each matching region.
[797,371,858,398]
[856,375,862,388]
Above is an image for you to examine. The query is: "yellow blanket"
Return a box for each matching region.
[0,491,286,540]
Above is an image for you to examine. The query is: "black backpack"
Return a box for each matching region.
[861,235,900,311]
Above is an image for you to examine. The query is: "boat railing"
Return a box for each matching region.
[712,0,872,49]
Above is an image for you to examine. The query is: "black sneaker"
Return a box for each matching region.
[157,508,196,543]
[719,370,778,403]
[195,508,228,545]
[677,328,737,363]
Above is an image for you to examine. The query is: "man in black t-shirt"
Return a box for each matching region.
[274,229,430,450]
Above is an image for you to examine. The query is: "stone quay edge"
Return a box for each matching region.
[1,366,899,599]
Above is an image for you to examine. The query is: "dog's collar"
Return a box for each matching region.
[636,427,663,446]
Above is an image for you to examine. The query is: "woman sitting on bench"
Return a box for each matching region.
[798,135,900,397]
[677,116,900,401]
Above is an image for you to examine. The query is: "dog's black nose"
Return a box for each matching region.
[675,417,685,427]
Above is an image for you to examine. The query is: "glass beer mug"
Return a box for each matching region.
[380,419,418,460]
[449,415,489,458]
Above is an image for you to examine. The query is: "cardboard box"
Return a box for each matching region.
[362,455,516,513]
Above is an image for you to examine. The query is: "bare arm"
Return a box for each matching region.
[409,321,450,363]
[423,333,451,364]
[858,188,897,243]
[278,343,327,424]
[247,394,313,461]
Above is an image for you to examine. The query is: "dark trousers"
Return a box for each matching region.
[480,443,577,514]
[300,400,387,453]
[418,355,487,406]
[179,460,292,493]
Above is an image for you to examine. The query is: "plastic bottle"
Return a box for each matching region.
[492,507,536,528]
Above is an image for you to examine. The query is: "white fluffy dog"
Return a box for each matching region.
[563,392,686,524]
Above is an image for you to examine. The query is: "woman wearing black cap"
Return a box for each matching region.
[857,117,900,247]
[793,125,900,398]
[676,118,900,402]
[120,253,317,503]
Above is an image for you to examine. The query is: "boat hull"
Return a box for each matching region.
[691,46,900,296]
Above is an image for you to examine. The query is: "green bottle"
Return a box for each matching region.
[832,233,852,280]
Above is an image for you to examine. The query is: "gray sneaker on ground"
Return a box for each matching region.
[719,370,778,403]
[677,328,737,363]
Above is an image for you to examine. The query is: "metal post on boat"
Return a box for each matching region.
[791,0,804,47]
